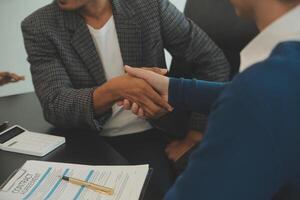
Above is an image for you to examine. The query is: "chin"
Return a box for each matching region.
[230,0,254,19]
[57,0,80,11]
[58,5,78,11]
[236,8,254,20]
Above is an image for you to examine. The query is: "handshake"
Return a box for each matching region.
[116,65,173,119]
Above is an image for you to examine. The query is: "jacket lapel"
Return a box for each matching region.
[64,11,107,85]
[112,0,143,66]
[62,0,142,86]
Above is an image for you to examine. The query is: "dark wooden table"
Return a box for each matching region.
[0,92,165,200]
[0,92,128,185]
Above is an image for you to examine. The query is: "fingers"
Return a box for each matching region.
[123,99,132,110]
[118,99,146,118]
[138,108,145,118]
[141,67,168,75]
[124,66,150,81]
[130,93,165,119]
[9,73,25,81]
[143,86,173,112]
[116,100,124,106]
[0,72,24,85]
[131,103,139,115]
[165,141,184,161]
[0,72,12,86]
[125,76,171,112]
[125,66,164,88]
[135,81,172,116]
[117,74,171,118]
[0,72,10,77]
[125,66,169,98]
[118,96,166,119]
[125,65,168,76]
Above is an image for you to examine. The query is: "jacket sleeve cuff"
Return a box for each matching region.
[89,88,112,132]
[168,78,184,108]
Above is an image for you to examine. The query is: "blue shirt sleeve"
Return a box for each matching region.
[165,78,282,200]
[168,78,227,114]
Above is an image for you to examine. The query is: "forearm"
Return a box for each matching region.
[168,78,228,114]
[92,81,121,116]
[37,86,108,131]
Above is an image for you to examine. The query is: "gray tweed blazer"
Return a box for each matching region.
[21,0,230,132]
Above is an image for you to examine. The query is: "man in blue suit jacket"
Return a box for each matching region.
[123,0,300,199]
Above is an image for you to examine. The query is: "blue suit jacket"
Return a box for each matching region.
[166,41,300,200]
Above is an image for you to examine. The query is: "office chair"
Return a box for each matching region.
[169,0,259,78]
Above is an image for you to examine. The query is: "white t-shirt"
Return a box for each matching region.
[88,16,152,137]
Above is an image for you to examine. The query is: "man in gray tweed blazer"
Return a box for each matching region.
[21,0,230,196]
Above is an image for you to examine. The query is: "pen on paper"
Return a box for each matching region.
[60,176,114,195]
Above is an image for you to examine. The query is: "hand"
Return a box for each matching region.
[165,130,203,162]
[139,67,168,76]
[117,99,147,118]
[124,66,169,101]
[0,72,25,86]
[117,66,173,118]
[109,74,172,118]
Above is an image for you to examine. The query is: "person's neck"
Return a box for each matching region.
[79,0,112,29]
[254,1,300,31]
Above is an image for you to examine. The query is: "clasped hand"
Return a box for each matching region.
[0,72,25,86]
[118,66,171,119]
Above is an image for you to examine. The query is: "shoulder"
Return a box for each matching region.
[21,2,61,34]
[124,0,175,18]
[221,41,300,108]
[235,42,300,92]
[120,0,167,35]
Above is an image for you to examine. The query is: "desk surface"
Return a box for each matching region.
[0,92,128,185]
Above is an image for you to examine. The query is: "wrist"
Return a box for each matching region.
[164,77,170,102]
[105,78,122,101]
[92,81,121,116]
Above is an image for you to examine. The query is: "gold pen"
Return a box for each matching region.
[61,176,114,195]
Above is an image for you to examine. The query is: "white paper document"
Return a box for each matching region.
[0,160,149,200]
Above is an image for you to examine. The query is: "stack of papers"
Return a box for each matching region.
[0,160,149,200]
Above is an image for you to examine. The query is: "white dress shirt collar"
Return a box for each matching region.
[240,5,300,72]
